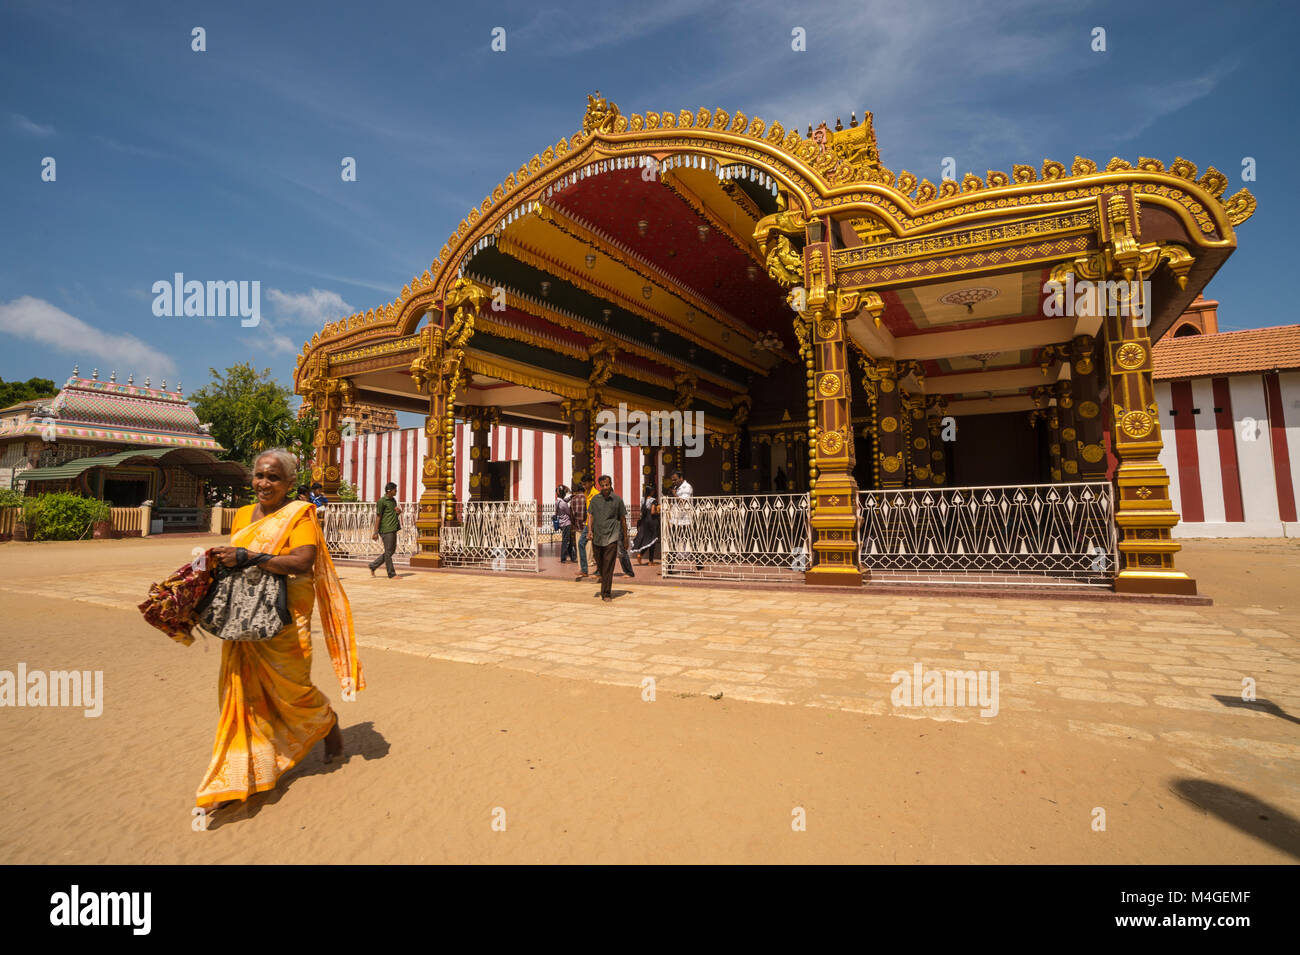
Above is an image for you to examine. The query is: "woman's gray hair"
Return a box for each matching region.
[253,447,299,479]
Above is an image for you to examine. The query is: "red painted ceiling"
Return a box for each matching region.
[550,169,791,340]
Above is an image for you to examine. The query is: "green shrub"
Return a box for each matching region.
[19,492,111,541]
[0,488,22,508]
[337,480,358,502]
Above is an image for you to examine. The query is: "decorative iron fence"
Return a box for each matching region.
[442,500,539,572]
[537,501,561,544]
[660,493,812,581]
[322,501,420,560]
[857,482,1117,586]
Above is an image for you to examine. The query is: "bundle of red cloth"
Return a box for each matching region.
[138,549,217,646]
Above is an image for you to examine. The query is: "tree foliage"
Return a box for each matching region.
[188,363,315,467]
[0,377,59,409]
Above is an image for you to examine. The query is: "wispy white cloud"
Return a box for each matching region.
[267,288,357,325]
[1102,61,1238,141]
[244,258,398,295]
[0,296,177,375]
[248,314,301,356]
[93,135,171,161]
[11,112,54,136]
[514,0,718,55]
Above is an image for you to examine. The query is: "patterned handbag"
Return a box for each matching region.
[194,550,291,642]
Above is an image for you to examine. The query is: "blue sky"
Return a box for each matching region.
[1,0,1296,412]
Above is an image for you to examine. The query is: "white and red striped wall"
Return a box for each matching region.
[341,423,646,514]
[1155,372,1300,537]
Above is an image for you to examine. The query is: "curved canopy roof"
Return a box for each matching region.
[294,95,1258,426]
[19,446,249,485]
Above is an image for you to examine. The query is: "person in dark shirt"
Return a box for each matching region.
[588,475,628,602]
[369,482,400,579]
[309,482,329,517]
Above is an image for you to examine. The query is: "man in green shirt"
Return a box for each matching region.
[369,482,401,579]
[588,475,628,602]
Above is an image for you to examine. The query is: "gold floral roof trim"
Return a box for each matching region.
[296,93,1257,380]
[885,155,1255,228]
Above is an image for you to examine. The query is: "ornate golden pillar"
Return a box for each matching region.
[1030,386,1061,482]
[643,446,661,496]
[803,298,861,584]
[302,353,355,500]
[926,398,948,487]
[561,399,592,488]
[718,395,751,493]
[409,278,487,568]
[1070,334,1107,480]
[903,392,931,486]
[1055,380,1080,481]
[858,357,920,490]
[862,358,900,489]
[663,371,696,488]
[1060,191,1196,593]
[747,433,766,492]
[801,224,878,585]
[465,405,498,501]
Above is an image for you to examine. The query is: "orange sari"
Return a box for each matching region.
[195,500,365,807]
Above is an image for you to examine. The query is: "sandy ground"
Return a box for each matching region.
[0,535,1297,864]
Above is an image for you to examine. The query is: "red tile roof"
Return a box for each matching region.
[1153,325,1300,380]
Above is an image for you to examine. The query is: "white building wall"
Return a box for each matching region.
[1168,372,1300,538]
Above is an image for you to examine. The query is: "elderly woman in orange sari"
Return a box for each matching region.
[196,448,365,815]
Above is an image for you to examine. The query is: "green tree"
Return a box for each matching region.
[189,363,314,466]
[0,377,59,409]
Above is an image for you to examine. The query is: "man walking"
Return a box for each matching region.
[556,484,576,563]
[569,477,590,579]
[369,481,400,579]
[588,475,629,602]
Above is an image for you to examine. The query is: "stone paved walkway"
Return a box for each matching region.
[8,546,1299,781]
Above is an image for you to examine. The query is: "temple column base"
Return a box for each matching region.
[1115,570,1197,595]
[805,566,865,586]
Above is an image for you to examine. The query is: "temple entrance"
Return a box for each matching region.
[103,477,149,507]
[482,461,511,502]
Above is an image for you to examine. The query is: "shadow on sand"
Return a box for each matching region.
[1213,694,1300,726]
[207,720,390,829]
[1169,779,1300,861]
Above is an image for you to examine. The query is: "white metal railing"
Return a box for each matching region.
[857,482,1117,586]
[443,500,539,572]
[660,493,811,581]
[322,501,419,559]
[537,501,562,545]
